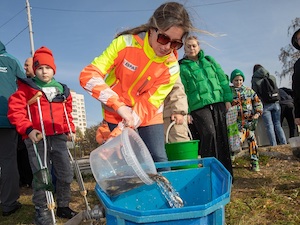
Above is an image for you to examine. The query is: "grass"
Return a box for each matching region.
[225,150,300,225]
[1,145,300,225]
[0,174,100,225]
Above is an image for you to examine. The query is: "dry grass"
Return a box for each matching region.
[0,175,102,225]
[1,145,299,225]
[226,145,300,225]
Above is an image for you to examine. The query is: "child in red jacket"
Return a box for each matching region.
[8,46,77,225]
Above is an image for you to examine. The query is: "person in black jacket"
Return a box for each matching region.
[291,28,300,127]
[279,87,295,138]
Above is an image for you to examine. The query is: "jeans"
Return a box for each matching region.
[107,123,168,163]
[262,102,287,146]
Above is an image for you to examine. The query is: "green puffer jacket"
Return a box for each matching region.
[179,50,233,113]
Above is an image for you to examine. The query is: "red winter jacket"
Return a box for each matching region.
[7,78,75,139]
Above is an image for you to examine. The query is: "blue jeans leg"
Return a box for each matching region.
[262,104,277,146]
[272,103,287,144]
[107,123,169,170]
[137,124,168,163]
[262,103,287,146]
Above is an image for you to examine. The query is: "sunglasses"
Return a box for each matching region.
[155,29,183,50]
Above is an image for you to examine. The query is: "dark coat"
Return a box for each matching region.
[292,58,300,118]
[279,88,293,106]
[0,41,26,127]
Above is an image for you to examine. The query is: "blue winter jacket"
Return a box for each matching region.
[0,41,26,128]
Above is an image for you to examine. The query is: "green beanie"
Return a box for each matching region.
[230,69,245,82]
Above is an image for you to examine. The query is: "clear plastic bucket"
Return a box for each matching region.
[90,128,157,196]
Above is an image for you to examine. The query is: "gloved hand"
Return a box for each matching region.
[117,106,134,128]
[117,106,141,129]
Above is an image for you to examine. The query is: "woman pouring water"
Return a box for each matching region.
[79,2,196,165]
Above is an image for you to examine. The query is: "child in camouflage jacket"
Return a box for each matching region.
[230,69,263,171]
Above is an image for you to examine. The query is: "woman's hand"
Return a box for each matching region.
[117,106,134,127]
[171,113,184,125]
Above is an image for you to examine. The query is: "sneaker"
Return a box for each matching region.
[34,207,54,225]
[56,207,77,219]
[251,160,260,172]
[2,202,22,216]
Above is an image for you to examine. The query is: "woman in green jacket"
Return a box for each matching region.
[179,36,233,177]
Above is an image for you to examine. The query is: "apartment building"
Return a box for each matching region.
[70,90,87,135]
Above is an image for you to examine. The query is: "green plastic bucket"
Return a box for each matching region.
[165,121,199,169]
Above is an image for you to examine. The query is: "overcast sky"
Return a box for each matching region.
[1,0,299,127]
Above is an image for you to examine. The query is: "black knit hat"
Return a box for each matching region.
[291,28,300,50]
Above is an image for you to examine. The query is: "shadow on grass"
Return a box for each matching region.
[0,204,35,225]
[276,182,300,191]
[233,176,273,189]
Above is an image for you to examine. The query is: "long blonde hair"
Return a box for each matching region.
[184,35,200,46]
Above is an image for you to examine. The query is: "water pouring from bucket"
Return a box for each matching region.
[150,174,184,208]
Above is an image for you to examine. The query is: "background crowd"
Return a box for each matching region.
[0,2,299,224]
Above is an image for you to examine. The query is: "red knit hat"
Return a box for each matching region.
[33,46,56,74]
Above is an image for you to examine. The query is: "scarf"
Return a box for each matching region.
[33,77,64,102]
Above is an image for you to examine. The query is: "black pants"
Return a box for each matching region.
[280,104,296,138]
[190,102,233,177]
[17,135,33,186]
[0,128,20,212]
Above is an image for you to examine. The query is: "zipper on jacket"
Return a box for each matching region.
[137,76,151,96]
[49,103,56,134]
[128,59,153,105]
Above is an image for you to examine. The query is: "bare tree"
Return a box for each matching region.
[83,124,100,154]
[73,124,100,157]
[276,17,300,85]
